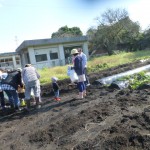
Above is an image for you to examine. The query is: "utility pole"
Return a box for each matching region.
[15,36,18,47]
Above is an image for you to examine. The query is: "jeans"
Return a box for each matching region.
[5,90,20,107]
[0,91,5,108]
[54,90,59,98]
[78,82,86,92]
[25,80,41,100]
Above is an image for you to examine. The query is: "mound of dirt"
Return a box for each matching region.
[0,60,150,150]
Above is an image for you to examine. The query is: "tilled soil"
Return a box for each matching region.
[0,60,150,150]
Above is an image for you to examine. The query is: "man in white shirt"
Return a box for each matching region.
[22,64,41,110]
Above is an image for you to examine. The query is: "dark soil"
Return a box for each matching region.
[0,60,150,150]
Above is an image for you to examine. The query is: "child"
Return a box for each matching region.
[51,77,61,101]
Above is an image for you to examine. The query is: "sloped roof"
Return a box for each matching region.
[0,52,19,57]
[16,36,88,52]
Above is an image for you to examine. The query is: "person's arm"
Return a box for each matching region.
[17,72,24,88]
[53,83,59,91]
[35,69,40,79]
[82,53,87,67]
[56,83,59,90]
[74,57,81,71]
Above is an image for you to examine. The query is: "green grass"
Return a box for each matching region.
[38,66,69,85]
[39,50,150,85]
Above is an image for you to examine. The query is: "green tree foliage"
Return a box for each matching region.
[139,26,150,49]
[87,8,141,55]
[117,17,141,51]
[51,25,83,38]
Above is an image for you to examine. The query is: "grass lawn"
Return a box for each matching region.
[39,50,150,85]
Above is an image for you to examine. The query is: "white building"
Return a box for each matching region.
[16,36,89,69]
[0,36,89,70]
[0,52,21,70]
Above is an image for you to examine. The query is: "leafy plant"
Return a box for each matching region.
[129,72,150,89]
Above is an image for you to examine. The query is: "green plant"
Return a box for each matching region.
[129,72,150,89]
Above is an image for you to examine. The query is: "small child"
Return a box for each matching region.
[51,77,61,101]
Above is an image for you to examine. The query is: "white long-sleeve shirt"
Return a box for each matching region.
[79,52,87,68]
[22,66,40,85]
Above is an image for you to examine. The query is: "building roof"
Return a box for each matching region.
[0,52,19,57]
[16,36,88,52]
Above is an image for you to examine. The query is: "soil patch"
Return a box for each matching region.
[0,60,150,150]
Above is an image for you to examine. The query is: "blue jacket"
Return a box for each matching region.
[74,55,84,75]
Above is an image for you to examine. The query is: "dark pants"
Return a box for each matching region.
[5,90,20,107]
[84,68,90,85]
[77,82,86,92]
[0,91,5,108]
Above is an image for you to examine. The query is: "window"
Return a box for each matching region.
[16,60,20,65]
[35,54,47,62]
[15,57,20,60]
[0,59,4,62]
[50,52,58,60]
[9,58,13,61]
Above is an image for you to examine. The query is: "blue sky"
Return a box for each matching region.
[0,0,150,53]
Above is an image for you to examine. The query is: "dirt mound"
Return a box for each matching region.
[0,60,150,150]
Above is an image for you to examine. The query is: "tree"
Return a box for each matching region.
[86,27,97,52]
[116,17,141,51]
[138,26,150,50]
[51,25,83,38]
[88,8,140,55]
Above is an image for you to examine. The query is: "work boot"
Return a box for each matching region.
[25,100,31,111]
[15,106,22,111]
[35,97,41,109]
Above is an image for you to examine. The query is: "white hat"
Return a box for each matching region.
[51,77,58,82]
[71,49,79,55]
[17,68,22,72]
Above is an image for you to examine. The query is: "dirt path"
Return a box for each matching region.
[0,60,150,150]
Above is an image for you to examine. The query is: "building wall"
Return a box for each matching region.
[0,54,21,70]
[20,41,88,69]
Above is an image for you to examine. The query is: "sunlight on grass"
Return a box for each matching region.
[39,50,150,85]
[38,66,69,84]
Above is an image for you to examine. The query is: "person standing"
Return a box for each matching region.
[71,49,86,99]
[22,64,41,110]
[77,48,90,87]
[51,77,61,101]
